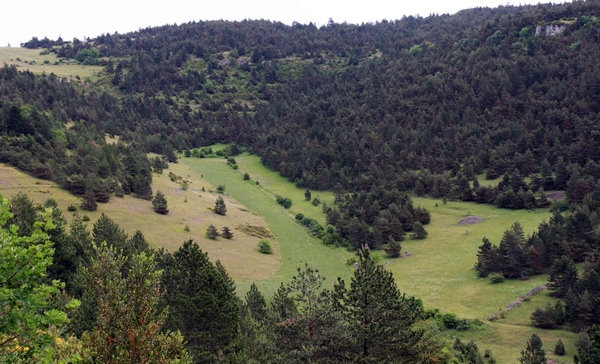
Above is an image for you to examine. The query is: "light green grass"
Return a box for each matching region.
[0,47,102,79]
[234,153,334,225]
[181,157,352,298]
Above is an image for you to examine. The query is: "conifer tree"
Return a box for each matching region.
[206,224,219,239]
[245,283,267,321]
[152,190,169,215]
[81,190,97,211]
[519,333,546,364]
[332,247,429,362]
[214,196,227,215]
[411,221,428,239]
[222,226,234,239]
[162,240,239,361]
[81,243,190,363]
[548,255,578,297]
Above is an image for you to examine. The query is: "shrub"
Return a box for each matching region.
[82,215,90,222]
[384,239,402,258]
[489,273,505,284]
[258,240,272,254]
[295,213,304,221]
[184,225,190,232]
[275,195,292,208]
[205,224,218,239]
[243,173,250,180]
[67,204,77,212]
[554,339,565,356]
[217,185,226,193]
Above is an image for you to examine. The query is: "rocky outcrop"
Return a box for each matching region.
[535,24,566,36]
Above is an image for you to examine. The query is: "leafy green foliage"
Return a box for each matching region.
[258,239,272,254]
[0,194,79,362]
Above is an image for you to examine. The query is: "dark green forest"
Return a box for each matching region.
[3,1,600,362]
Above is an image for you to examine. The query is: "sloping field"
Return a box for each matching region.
[0,47,102,79]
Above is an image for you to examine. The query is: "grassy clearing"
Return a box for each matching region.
[0,162,279,281]
[0,47,102,79]
[181,156,353,297]
[388,197,550,318]
[1,157,577,362]
[234,153,335,225]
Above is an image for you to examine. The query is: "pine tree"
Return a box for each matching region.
[92,214,128,253]
[222,226,234,239]
[81,243,191,363]
[245,283,267,321]
[548,255,578,297]
[411,221,428,239]
[332,247,430,362]
[498,222,529,279]
[214,196,227,215]
[384,239,402,258]
[162,240,239,361]
[81,190,97,211]
[305,189,312,201]
[554,339,565,356]
[152,190,169,214]
[519,333,546,364]
[475,237,497,277]
[206,224,219,239]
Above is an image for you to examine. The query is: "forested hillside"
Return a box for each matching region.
[3,1,600,362]
[6,1,600,248]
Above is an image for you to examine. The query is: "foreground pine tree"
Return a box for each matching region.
[161,240,239,361]
[332,247,431,362]
[81,243,190,363]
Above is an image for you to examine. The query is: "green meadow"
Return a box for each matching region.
[0,47,102,79]
[0,150,577,362]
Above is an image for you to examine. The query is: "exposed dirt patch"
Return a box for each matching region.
[546,191,564,202]
[458,216,483,225]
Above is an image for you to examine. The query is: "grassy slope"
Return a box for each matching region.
[235,153,335,225]
[0,47,102,79]
[181,156,352,297]
[0,154,576,362]
[0,162,280,281]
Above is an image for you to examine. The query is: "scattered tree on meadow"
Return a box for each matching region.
[81,190,97,211]
[519,333,546,364]
[305,189,311,201]
[221,226,233,239]
[214,196,227,215]
[206,224,219,239]
[411,221,428,239]
[152,190,169,214]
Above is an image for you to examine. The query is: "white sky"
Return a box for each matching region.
[0,0,568,47]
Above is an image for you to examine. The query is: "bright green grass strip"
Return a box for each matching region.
[234,153,334,225]
[182,157,352,298]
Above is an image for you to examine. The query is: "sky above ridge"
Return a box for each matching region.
[0,0,568,46]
